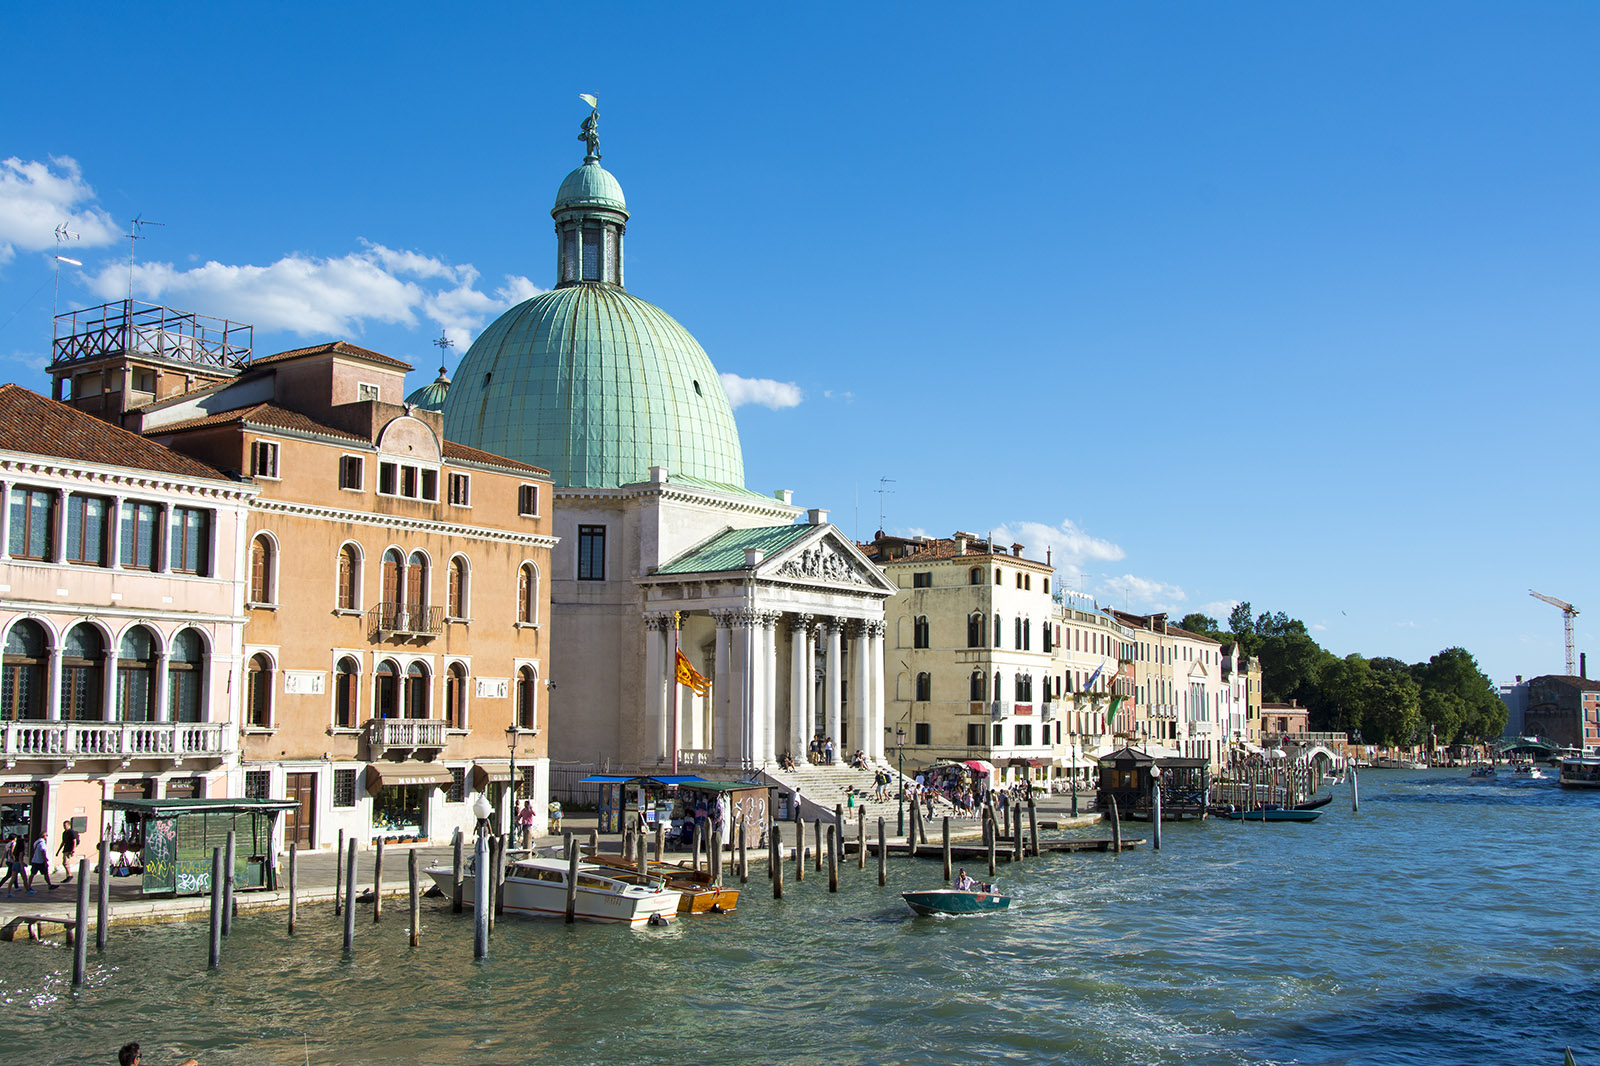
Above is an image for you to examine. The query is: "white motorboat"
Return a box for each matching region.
[426,855,681,927]
[1510,764,1546,781]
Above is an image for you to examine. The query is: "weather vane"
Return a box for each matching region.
[432,330,454,375]
[579,93,600,161]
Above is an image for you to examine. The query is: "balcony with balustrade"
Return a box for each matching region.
[1,720,228,768]
[368,601,444,642]
[365,717,448,757]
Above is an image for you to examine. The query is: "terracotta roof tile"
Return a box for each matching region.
[249,340,412,371]
[153,402,367,442]
[441,441,550,477]
[0,384,231,482]
[860,533,1047,567]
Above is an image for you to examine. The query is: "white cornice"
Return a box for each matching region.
[555,482,801,520]
[250,495,558,547]
[0,456,256,501]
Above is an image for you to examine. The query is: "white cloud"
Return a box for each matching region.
[1312,623,1328,632]
[988,519,1126,568]
[0,156,121,265]
[1098,573,1188,613]
[1201,600,1239,619]
[86,241,541,342]
[823,388,855,402]
[721,373,802,410]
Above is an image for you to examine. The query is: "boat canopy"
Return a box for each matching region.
[577,774,708,786]
[104,797,299,815]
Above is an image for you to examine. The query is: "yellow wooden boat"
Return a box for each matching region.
[584,853,739,914]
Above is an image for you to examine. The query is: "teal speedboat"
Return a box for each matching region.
[901,888,1012,916]
[1224,806,1322,823]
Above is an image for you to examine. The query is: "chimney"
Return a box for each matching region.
[1046,547,1052,565]
[745,548,764,568]
[774,489,793,505]
[649,465,668,484]
[1011,543,1022,557]
[808,508,828,526]
[1583,653,1588,679]
[955,536,967,555]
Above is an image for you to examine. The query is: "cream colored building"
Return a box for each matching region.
[1050,594,1137,780]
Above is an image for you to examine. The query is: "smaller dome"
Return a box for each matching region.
[554,160,627,215]
[405,367,450,412]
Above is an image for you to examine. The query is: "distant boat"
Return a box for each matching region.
[1467,764,1497,781]
[1224,806,1323,823]
[1511,764,1547,781]
[901,887,1012,916]
[426,855,681,927]
[1558,758,1600,790]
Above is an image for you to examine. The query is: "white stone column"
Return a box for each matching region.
[824,619,843,764]
[789,614,811,761]
[737,610,759,771]
[103,647,119,722]
[46,643,62,722]
[154,649,172,723]
[643,613,672,765]
[848,620,868,761]
[761,612,780,766]
[712,612,732,764]
[869,620,887,762]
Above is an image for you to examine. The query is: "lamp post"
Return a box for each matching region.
[896,725,907,836]
[506,724,519,845]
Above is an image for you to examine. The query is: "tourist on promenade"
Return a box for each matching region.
[57,820,80,881]
[118,1042,198,1066]
[517,801,535,848]
[547,799,562,834]
[0,835,25,895]
[27,830,55,891]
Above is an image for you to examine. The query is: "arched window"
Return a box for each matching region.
[1043,623,1053,653]
[967,613,983,648]
[993,672,1002,704]
[381,549,403,611]
[447,556,468,620]
[62,624,104,721]
[1014,616,1023,650]
[915,672,931,701]
[913,616,930,649]
[1022,618,1031,651]
[374,659,399,719]
[445,662,466,729]
[334,656,359,729]
[405,661,430,719]
[250,534,275,604]
[895,672,911,702]
[994,615,1003,647]
[167,628,205,723]
[406,550,429,613]
[337,544,360,611]
[995,569,1003,586]
[969,567,983,585]
[515,665,537,730]
[117,626,158,723]
[518,563,539,624]
[246,653,273,728]
[2,619,48,721]
[969,670,985,702]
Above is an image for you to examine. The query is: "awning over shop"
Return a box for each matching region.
[1007,757,1051,767]
[471,759,512,792]
[962,759,996,775]
[576,774,708,786]
[104,797,299,815]
[366,762,453,795]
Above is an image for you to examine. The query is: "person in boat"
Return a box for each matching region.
[955,868,978,891]
[118,1043,198,1066]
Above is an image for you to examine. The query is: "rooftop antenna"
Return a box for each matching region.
[126,214,165,303]
[52,223,81,323]
[875,477,895,533]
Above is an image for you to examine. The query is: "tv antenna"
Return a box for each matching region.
[126,215,165,302]
[875,477,895,532]
[53,224,81,322]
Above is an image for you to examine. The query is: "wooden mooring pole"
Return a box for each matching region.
[72,857,89,986]
[1352,766,1361,812]
[1027,796,1039,857]
[1109,796,1123,855]
[654,823,665,864]
[770,824,783,899]
[343,838,357,952]
[452,830,464,915]
[1152,783,1163,850]
[472,833,489,960]
[372,837,384,923]
[565,843,579,924]
[287,844,298,935]
[738,819,749,884]
[1012,803,1023,863]
[222,830,236,935]
[207,847,224,969]
[95,839,109,951]
[942,817,952,881]
[827,824,838,893]
[334,828,345,916]
[858,806,866,869]
[986,810,997,877]
[408,848,420,947]
[710,827,723,887]
[877,816,887,886]
[813,819,823,872]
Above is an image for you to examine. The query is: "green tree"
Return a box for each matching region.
[1177,612,1221,638]
[1361,668,1422,746]
[1414,647,1505,743]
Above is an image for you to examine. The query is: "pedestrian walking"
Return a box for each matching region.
[0,835,25,896]
[57,820,80,881]
[27,830,55,891]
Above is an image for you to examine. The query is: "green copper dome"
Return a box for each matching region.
[554,161,627,214]
[405,367,450,412]
[443,117,744,490]
[443,285,744,489]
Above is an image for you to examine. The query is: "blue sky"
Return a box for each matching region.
[2,3,1596,687]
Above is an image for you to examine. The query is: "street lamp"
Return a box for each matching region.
[506,723,520,842]
[896,725,907,836]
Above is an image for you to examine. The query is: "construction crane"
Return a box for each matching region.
[1530,590,1580,676]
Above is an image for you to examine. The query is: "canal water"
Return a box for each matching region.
[3,770,1594,1066]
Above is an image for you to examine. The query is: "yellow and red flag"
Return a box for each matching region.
[675,648,710,696]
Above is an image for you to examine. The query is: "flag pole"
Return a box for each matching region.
[672,613,681,776]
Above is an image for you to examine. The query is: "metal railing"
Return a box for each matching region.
[52,301,253,368]
[367,602,445,639]
[366,717,448,754]
[1,720,227,760]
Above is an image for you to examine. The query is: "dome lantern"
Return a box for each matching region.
[553,98,628,288]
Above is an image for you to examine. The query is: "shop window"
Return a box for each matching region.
[375,660,399,719]
[169,507,211,575]
[914,722,931,745]
[334,657,359,729]
[577,525,605,580]
[62,624,104,721]
[65,493,109,566]
[337,544,361,611]
[246,653,273,727]
[9,487,53,561]
[167,628,205,723]
[372,784,426,839]
[165,777,202,799]
[118,501,160,571]
[445,662,466,729]
[333,768,357,808]
[1,619,47,721]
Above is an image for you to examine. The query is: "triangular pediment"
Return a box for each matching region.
[761,527,896,593]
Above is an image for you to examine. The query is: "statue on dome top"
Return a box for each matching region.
[578,93,601,160]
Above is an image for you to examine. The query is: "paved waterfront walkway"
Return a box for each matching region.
[0,795,1101,936]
